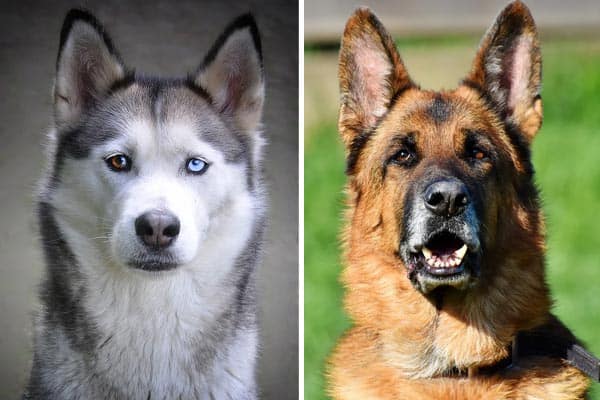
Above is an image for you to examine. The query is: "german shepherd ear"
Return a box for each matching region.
[338,8,414,148]
[54,9,126,128]
[465,1,542,141]
[194,14,264,133]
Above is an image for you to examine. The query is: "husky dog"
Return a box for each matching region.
[26,9,265,400]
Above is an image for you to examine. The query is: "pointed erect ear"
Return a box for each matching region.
[194,14,264,133]
[465,1,542,141]
[338,8,414,148]
[54,9,126,128]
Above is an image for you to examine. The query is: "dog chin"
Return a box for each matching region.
[410,262,474,294]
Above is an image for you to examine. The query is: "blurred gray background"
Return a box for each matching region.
[0,0,298,398]
[305,0,600,42]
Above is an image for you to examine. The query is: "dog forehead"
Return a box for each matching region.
[85,82,247,163]
[377,90,498,144]
[158,85,248,163]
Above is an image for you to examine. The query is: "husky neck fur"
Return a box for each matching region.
[26,9,266,400]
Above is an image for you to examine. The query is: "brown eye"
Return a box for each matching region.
[392,148,415,166]
[468,146,488,162]
[105,154,132,172]
[398,149,411,160]
[464,133,491,164]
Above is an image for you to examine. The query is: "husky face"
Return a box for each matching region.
[45,11,264,274]
[56,85,253,272]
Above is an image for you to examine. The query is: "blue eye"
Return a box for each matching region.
[186,157,209,175]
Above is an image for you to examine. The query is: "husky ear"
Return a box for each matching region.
[195,14,264,133]
[465,1,542,141]
[338,8,414,148]
[54,9,126,128]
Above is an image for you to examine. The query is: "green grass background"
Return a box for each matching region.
[305,38,600,399]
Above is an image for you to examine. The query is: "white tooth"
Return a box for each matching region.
[435,260,442,268]
[454,244,468,261]
[422,247,432,259]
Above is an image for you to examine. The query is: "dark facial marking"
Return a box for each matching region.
[460,78,506,120]
[346,128,375,175]
[38,202,99,353]
[400,180,418,243]
[426,95,452,123]
[108,71,136,95]
[184,76,213,104]
[383,134,418,178]
[345,85,415,176]
[463,131,496,164]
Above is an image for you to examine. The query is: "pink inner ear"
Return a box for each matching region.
[353,35,392,124]
[507,35,533,112]
[221,75,241,114]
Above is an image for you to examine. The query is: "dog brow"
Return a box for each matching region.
[426,95,452,124]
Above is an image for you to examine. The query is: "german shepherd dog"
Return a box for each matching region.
[328,2,591,398]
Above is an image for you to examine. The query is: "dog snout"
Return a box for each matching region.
[423,179,470,218]
[134,210,181,249]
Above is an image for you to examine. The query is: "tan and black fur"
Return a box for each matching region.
[328,2,590,399]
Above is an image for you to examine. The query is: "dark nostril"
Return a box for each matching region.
[162,220,180,238]
[135,215,153,237]
[426,191,445,207]
[134,210,180,248]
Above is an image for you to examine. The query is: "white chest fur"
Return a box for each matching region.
[50,191,260,398]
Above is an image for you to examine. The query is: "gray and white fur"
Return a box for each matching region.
[26,9,266,400]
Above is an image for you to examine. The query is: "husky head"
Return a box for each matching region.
[43,10,264,274]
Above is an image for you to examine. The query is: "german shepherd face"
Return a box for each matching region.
[339,1,543,295]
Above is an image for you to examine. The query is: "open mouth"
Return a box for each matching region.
[404,229,478,293]
[419,232,468,276]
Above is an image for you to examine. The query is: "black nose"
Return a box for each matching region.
[134,210,180,249]
[424,179,470,217]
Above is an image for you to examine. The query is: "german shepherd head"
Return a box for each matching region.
[339,1,546,302]
[331,2,591,396]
